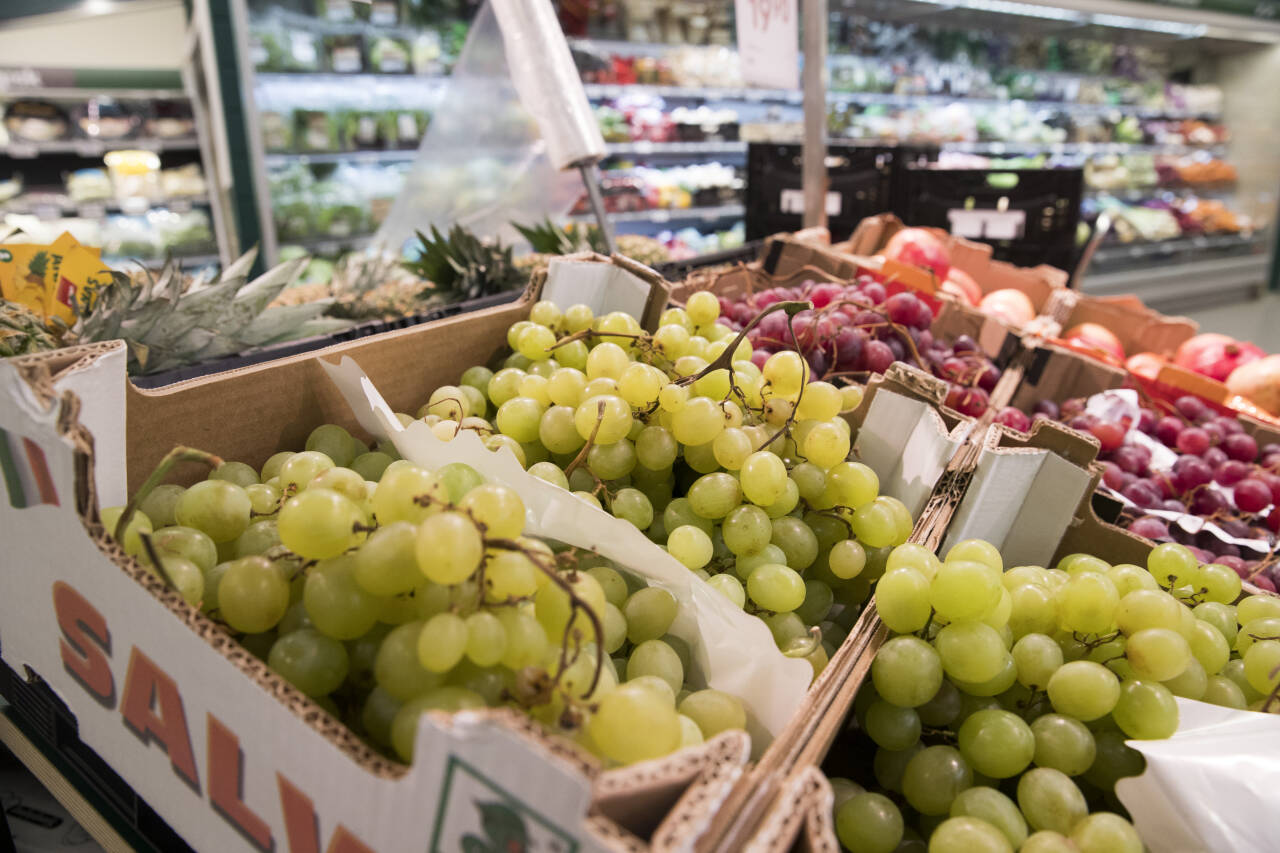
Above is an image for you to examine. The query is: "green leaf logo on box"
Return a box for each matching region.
[461,800,528,853]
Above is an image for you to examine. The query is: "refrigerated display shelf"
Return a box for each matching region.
[1083,252,1271,313]
[605,141,747,156]
[938,141,1228,156]
[2,196,211,217]
[254,71,447,90]
[571,203,745,224]
[1091,232,1267,264]
[284,233,375,255]
[1,138,202,159]
[264,150,419,166]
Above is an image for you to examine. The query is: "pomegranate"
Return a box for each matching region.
[941,268,981,306]
[1226,355,1280,415]
[1173,333,1264,382]
[979,288,1036,326]
[883,227,951,282]
[1126,352,1165,380]
[1064,322,1126,362]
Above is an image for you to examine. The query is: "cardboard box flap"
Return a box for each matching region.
[742,766,838,853]
[1053,289,1198,358]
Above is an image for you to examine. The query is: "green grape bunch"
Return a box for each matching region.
[828,536,1280,853]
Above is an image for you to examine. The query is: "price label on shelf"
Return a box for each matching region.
[734,0,800,91]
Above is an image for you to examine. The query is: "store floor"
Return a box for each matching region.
[1189,292,1280,351]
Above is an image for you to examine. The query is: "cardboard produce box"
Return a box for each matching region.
[1,259,783,853]
[1047,289,1197,361]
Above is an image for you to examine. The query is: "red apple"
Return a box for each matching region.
[979,288,1036,326]
[941,268,981,306]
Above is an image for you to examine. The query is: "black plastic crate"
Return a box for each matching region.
[0,659,193,852]
[653,241,765,280]
[745,142,936,243]
[894,167,1083,271]
[129,288,523,389]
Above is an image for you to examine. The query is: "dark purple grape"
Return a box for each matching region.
[1235,479,1271,514]
[1175,395,1208,422]
[1112,447,1148,475]
[1136,409,1157,434]
[833,328,863,370]
[1202,446,1228,469]
[886,338,906,362]
[1129,516,1169,540]
[1154,416,1183,447]
[885,292,920,326]
[1161,499,1185,512]
[995,407,1031,432]
[976,365,1000,393]
[1214,460,1250,486]
[1123,481,1160,508]
[1103,462,1126,490]
[952,335,978,354]
[1224,433,1258,463]
[946,386,990,417]
[1216,416,1244,436]
[1034,400,1060,419]
[1192,489,1228,516]
[1176,428,1210,455]
[861,282,887,304]
[1172,455,1213,493]
[863,340,895,374]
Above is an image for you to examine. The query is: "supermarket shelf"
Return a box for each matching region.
[3,195,210,217]
[264,149,419,166]
[1082,252,1270,313]
[584,82,1221,118]
[1,137,201,158]
[571,203,745,224]
[284,233,375,254]
[1084,186,1237,202]
[0,87,188,100]
[1091,233,1265,264]
[604,140,747,156]
[939,140,1227,156]
[254,72,447,90]
[103,252,220,269]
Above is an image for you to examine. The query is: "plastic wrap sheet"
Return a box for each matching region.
[1117,698,1280,852]
[319,358,813,742]
[373,2,586,254]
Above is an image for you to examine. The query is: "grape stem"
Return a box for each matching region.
[136,531,179,594]
[677,299,813,390]
[113,446,224,543]
[561,399,605,482]
[486,538,607,698]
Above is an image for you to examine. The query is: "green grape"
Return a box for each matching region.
[585,565,628,608]
[516,324,556,361]
[463,611,506,667]
[1236,616,1280,656]
[917,679,962,728]
[525,461,568,490]
[1011,633,1063,690]
[678,689,746,738]
[765,612,807,648]
[460,364,495,393]
[537,405,584,455]
[931,560,1001,622]
[865,700,922,751]
[588,439,636,480]
[769,516,818,570]
[668,525,714,569]
[617,362,662,407]
[497,609,549,670]
[535,571,606,645]
[574,395,632,445]
[1194,601,1238,647]
[1057,573,1119,635]
[1115,589,1183,636]
[736,544,788,580]
[671,397,725,446]
[415,511,483,585]
[372,464,445,525]
[588,683,681,764]
[219,556,290,633]
[546,367,586,407]
[1016,768,1087,835]
[260,451,294,483]
[1069,812,1142,853]
[377,621,445,700]
[874,742,924,792]
[234,519,280,558]
[138,483,184,528]
[927,817,1011,853]
[747,563,805,612]
[635,425,677,470]
[823,461,879,510]
[200,562,230,614]
[957,709,1034,778]
[709,427,750,471]
[278,488,365,560]
[902,745,972,815]
[391,687,486,760]
[1030,714,1095,776]
[835,792,903,853]
[738,451,786,506]
[1198,563,1242,604]
[174,480,252,544]
[936,621,1007,683]
[627,639,684,695]
[1164,657,1207,699]
[873,568,929,633]
[427,463,480,504]
[1046,661,1119,721]
[1008,583,1058,639]
[1202,674,1248,709]
[945,539,1002,572]
[585,340,629,379]
[686,473,742,520]
[303,554,380,640]
[269,628,348,697]
[306,425,356,467]
[487,368,526,407]
[601,603,628,653]
[685,290,720,325]
[150,525,218,573]
[562,303,594,332]
[795,579,834,624]
[244,483,282,517]
[1112,679,1179,739]
[872,636,943,708]
[361,686,402,748]
[718,504,769,556]
[1019,831,1075,853]
[156,555,204,606]
[829,539,867,579]
[762,478,800,519]
[495,397,545,444]
[1125,627,1191,681]
[625,587,678,643]
[280,451,337,494]
[1244,639,1280,694]
[1238,594,1280,624]
[350,522,418,596]
[457,484,525,540]
[949,787,1027,849]
[609,488,652,529]
[1147,542,1199,590]
[682,439,719,474]
[708,573,746,607]
[949,654,1017,698]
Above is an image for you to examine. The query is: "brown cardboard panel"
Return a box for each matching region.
[1010,340,1130,413]
[1051,289,1198,358]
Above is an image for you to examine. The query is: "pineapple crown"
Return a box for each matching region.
[402,224,523,301]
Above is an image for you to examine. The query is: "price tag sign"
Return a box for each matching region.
[734,0,800,91]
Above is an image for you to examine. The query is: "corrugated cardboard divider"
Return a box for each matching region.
[740,766,838,853]
[1048,289,1198,359]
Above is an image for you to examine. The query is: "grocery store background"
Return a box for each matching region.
[1,0,1278,341]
